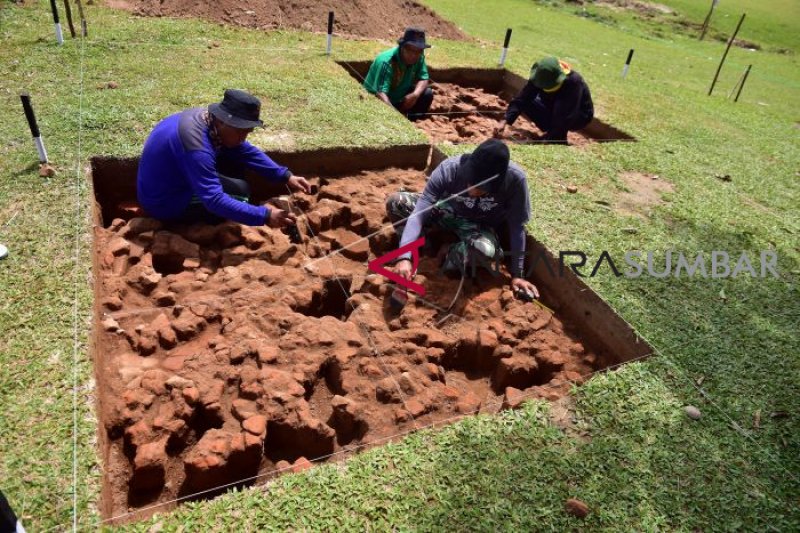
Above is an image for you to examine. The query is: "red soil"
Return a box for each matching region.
[106,0,468,41]
[417,83,591,146]
[94,167,600,520]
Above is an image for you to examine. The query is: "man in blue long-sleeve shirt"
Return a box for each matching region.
[137,89,311,227]
[386,139,539,299]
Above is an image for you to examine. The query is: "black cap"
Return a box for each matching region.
[398,27,431,49]
[460,139,510,193]
[208,89,264,129]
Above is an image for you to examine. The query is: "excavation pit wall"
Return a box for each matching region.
[339,62,635,146]
[90,145,650,522]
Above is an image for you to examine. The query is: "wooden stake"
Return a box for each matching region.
[728,64,746,99]
[74,0,87,37]
[63,0,76,38]
[699,0,719,41]
[708,13,745,96]
[734,64,752,102]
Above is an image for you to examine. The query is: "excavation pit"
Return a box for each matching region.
[339,62,635,146]
[90,145,650,522]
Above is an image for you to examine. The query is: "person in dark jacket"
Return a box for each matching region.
[387,139,539,299]
[137,89,311,227]
[494,56,594,144]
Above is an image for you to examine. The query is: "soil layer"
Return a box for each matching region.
[106,0,468,41]
[416,83,591,145]
[94,167,602,520]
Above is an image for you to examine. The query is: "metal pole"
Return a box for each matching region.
[499,28,512,67]
[708,13,745,96]
[49,0,64,45]
[734,64,752,102]
[326,11,333,55]
[20,93,49,164]
[621,48,634,79]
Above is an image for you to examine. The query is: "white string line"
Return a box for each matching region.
[70,59,793,533]
[279,185,430,441]
[1,211,19,230]
[73,275,795,528]
[103,186,434,525]
[72,28,88,533]
[93,334,666,527]
[10,17,788,532]
[93,178,520,525]
[46,17,793,90]
[341,59,635,145]
[73,36,319,53]
[641,337,800,485]
[299,170,503,273]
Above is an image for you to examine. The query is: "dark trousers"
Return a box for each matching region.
[177,174,251,225]
[394,87,434,121]
[519,97,592,142]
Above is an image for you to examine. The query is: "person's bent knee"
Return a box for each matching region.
[470,236,497,260]
[219,174,252,200]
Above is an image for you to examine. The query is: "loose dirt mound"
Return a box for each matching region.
[106,0,468,41]
[417,83,591,146]
[615,171,674,218]
[95,167,600,519]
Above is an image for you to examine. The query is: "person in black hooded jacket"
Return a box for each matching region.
[494,56,594,144]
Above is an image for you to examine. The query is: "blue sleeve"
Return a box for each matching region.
[183,150,269,226]
[231,142,292,182]
[398,164,447,260]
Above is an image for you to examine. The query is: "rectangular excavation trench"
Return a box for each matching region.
[338,61,635,146]
[90,144,650,523]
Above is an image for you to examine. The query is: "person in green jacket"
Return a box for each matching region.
[363,27,434,120]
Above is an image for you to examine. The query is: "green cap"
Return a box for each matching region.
[529,56,566,90]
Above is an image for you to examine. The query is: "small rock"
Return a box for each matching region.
[161,355,184,372]
[565,498,589,518]
[153,290,176,307]
[685,405,702,420]
[566,185,578,194]
[291,457,313,473]
[242,415,267,436]
[165,375,193,389]
[232,399,258,421]
[103,296,123,311]
[101,316,120,332]
[502,387,526,410]
[182,387,199,404]
[39,163,56,177]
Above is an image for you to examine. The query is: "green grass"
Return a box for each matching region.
[0,0,798,530]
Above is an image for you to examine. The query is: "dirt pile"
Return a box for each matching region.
[95,167,600,519]
[417,83,590,145]
[106,0,468,41]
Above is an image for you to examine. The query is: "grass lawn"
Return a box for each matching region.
[0,0,797,530]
